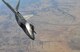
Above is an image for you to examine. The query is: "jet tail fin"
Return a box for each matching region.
[16,0,20,11]
[2,0,16,14]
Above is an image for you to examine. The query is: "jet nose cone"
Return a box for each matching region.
[28,33,35,40]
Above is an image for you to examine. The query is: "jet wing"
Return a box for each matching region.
[23,14,34,20]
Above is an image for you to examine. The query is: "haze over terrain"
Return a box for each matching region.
[0,0,80,52]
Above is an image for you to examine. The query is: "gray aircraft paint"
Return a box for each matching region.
[2,0,36,40]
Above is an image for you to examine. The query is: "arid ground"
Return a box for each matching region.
[0,0,80,52]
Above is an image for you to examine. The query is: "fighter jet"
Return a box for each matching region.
[2,0,36,40]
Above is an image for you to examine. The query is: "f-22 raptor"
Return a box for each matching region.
[2,0,36,40]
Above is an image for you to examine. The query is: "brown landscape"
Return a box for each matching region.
[0,0,80,52]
